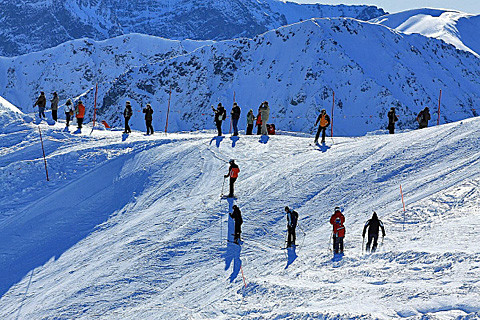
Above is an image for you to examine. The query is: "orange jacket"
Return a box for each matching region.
[330,210,345,237]
[76,103,85,118]
[230,167,240,178]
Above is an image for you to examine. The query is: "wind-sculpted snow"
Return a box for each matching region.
[0,111,479,318]
[96,18,480,136]
[0,0,385,56]
[372,9,480,56]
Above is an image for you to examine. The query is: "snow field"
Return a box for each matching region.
[0,111,479,319]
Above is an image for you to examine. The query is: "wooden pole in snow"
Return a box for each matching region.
[230,91,236,134]
[39,127,49,182]
[90,84,98,135]
[437,89,442,126]
[165,86,172,134]
[331,91,335,142]
[400,184,406,231]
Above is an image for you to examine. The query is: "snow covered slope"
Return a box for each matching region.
[0,106,479,318]
[0,0,385,56]
[0,34,211,114]
[94,18,480,136]
[372,9,480,56]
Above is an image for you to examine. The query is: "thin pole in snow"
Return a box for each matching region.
[38,127,49,182]
[437,89,442,126]
[240,265,247,289]
[229,91,235,134]
[165,86,172,134]
[400,184,406,230]
[331,91,335,144]
[90,83,98,135]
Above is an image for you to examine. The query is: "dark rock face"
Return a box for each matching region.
[0,0,386,56]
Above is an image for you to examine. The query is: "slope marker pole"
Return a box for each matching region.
[437,89,442,126]
[400,184,407,231]
[331,91,335,144]
[38,127,49,182]
[165,86,172,134]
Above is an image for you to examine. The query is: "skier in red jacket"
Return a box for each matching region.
[224,159,240,198]
[330,207,345,254]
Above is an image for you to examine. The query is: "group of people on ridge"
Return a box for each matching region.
[123,101,155,135]
[224,160,387,252]
[34,92,85,129]
[212,101,271,137]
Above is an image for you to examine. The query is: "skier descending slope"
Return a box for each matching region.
[362,212,386,253]
[330,207,345,254]
[285,206,298,248]
[224,159,240,198]
[212,103,227,136]
[230,205,243,244]
[314,109,330,144]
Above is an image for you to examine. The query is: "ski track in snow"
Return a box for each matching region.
[0,114,479,319]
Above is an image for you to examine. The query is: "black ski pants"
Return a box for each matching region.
[77,117,84,129]
[315,126,327,143]
[229,177,237,197]
[333,235,344,254]
[287,226,296,247]
[215,120,223,136]
[232,118,239,136]
[52,109,58,122]
[246,124,253,135]
[257,124,261,135]
[65,112,71,126]
[234,222,242,242]
[146,120,154,135]
[366,233,379,252]
[388,123,395,134]
[125,117,131,133]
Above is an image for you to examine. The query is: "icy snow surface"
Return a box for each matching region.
[0,104,479,319]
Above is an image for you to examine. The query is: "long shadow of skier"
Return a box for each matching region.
[285,246,298,269]
[210,136,224,148]
[259,135,269,144]
[223,198,242,282]
[230,136,239,148]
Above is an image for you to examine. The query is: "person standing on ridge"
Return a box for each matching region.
[224,159,240,198]
[34,92,47,119]
[259,101,270,135]
[212,103,226,136]
[362,212,386,253]
[416,107,431,129]
[285,206,298,248]
[230,205,243,244]
[143,103,154,135]
[330,207,345,254]
[256,106,262,135]
[246,109,255,135]
[387,107,398,134]
[75,100,85,129]
[314,109,330,144]
[64,99,74,127]
[123,101,133,134]
[50,92,59,122]
[231,102,241,136]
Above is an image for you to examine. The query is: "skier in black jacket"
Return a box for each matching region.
[230,205,243,244]
[362,212,386,252]
[231,102,241,136]
[123,101,133,133]
[387,107,398,134]
[212,103,226,136]
[285,206,298,247]
[143,104,154,135]
[416,107,431,129]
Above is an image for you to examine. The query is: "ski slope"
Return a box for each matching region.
[0,102,479,319]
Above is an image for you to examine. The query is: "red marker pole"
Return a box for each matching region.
[400,184,406,230]
[90,84,98,135]
[165,86,172,134]
[39,127,49,182]
[437,89,442,126]
[230,91,236,134]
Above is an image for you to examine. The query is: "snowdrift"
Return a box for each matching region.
[0,113,479,318]
[372,8,480,56]
[0,96,30,133]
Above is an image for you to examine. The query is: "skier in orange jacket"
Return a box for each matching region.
[224,159,240,198]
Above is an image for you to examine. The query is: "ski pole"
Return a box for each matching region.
[221,176,226,197]
[362,236,365,255]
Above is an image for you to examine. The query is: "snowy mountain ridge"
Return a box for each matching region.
[372,8,480,56]
[0,100,479,318]
[0,0,385,56]
[2,17,480,136]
